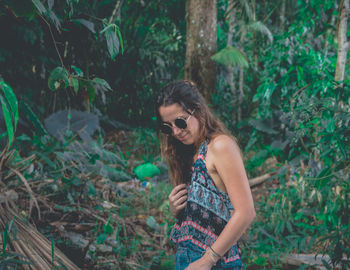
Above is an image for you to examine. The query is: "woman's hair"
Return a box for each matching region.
[155,80,230,186]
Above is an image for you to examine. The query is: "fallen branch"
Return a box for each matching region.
[248,173,273,187]
[283,253,330,269]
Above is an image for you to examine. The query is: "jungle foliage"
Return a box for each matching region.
[0,0,349,269]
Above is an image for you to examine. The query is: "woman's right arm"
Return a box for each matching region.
[168,183,188,218]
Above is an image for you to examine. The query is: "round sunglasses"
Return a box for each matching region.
[160,110,195,135]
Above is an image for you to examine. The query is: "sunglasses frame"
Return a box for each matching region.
[160,109,195,135]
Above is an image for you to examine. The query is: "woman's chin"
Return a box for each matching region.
[179,137,194,145]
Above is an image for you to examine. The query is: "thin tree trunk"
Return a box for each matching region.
[238,30,245,122]
[335,0,350,87]
[280,0,286,31]
[238,66,243,122]
[226,0,237,123]
[185,0,217,102]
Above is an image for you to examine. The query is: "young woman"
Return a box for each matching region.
[155,80,255,270]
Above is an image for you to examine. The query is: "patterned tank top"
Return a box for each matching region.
[170,139,242,267]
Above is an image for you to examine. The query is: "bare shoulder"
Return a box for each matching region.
[209,134,240,155]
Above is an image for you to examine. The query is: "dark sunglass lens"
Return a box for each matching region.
[160,124,172,134]
[175,118,187,129]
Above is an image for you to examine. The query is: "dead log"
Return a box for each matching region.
[249,173,273,187]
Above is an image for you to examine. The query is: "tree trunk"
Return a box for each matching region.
[280,0,286,31]
[185,0,217,102]
[238,29,246,122]
[335,0,350,87]
[226,0,237,123]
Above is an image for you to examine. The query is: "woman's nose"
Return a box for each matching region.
[172,125,182,135]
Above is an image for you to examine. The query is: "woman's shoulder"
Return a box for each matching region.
[209,134,240,154]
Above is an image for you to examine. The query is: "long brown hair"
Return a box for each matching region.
[155,80,231,187]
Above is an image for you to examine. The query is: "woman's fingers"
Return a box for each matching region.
[177,200,187,210]
[169,185,187,200]
[169,184,186,197]
[176,193,187,204]
[171,189,187,203]
[168,184,188,217]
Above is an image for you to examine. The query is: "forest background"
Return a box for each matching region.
[0,0,349,269]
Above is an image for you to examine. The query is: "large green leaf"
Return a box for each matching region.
[0,81,18,132]
[92,78,112,91]
[101,24,122,60]
[48,67,69,90]
[211,46,248,68]
[72,19,96,33]
[21,100,48,136]
[0,96,14,147]
[31,0,46,14]
[70,77,79,94]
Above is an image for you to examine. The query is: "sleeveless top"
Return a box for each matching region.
[170,139,242,267]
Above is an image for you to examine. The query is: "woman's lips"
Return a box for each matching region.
[178,134,187,141]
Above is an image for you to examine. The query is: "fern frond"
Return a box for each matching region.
[211,46,249,68]
[248,21,273,42]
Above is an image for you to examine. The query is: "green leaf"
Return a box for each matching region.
[92,78,112,91]
[46,9,61,30]
[102,24,120,60]
[0,81,18,132]
[326,118,335,133]
[116,27,124,54]
[247,21,273,42]
[0,96,14,147]
[86,180,97,196]
[70,77,79,94]
[103,219,114,235]
[21,101,48,136]
[72,19,96,33]
[134,163,160,181]
[71,65,83,77]
[48,67,69,90]
[31,0,46,14]
[211,46,248,68]
[248,119,278,134]
[67,193,74,204]
[96,233,107,244]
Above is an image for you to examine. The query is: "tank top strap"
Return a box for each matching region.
[196,138,209,163]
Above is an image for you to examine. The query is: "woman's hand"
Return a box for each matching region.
[168,184,188,218]
[184,252,215,270]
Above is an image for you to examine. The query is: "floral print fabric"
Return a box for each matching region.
[171,139,243,269]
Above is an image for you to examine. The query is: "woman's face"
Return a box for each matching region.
[159,103,200,145]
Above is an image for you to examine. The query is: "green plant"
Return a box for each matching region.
[0,81,18,149]
[0,221,32,269]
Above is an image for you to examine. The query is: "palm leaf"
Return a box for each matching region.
[248,21,273,42]
[211,46,249,68]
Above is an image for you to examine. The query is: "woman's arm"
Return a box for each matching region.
[185,135,256,269]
